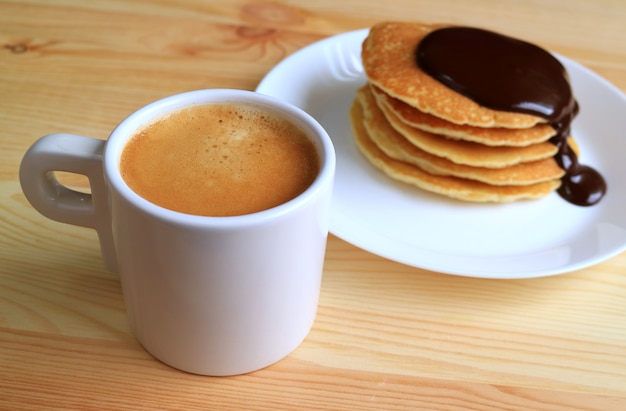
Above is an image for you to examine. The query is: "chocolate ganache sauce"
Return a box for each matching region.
[416,27,606,206]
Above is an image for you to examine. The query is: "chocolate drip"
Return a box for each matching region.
[416,26,606,206]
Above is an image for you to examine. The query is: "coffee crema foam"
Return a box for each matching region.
[120,103,320,217]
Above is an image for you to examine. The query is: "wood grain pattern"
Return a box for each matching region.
[2,0,626,409]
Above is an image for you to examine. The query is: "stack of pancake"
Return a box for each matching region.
[350,22,571,202]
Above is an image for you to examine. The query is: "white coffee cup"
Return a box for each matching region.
[19,89,335,376]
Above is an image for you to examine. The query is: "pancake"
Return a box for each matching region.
[350,97,561,202]
[370,85,556,147]
[357,86,565,186]
[364,86,558,168]
[362,21,545,128]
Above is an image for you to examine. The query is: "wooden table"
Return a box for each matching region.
[2,1,626,409]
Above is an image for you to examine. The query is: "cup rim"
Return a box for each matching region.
[103,89,335,227]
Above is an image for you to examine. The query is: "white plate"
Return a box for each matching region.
[256,29,626,278]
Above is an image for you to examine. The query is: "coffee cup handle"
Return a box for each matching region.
[19,133,117,272]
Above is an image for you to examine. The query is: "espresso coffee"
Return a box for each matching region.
[120,103,320,216]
